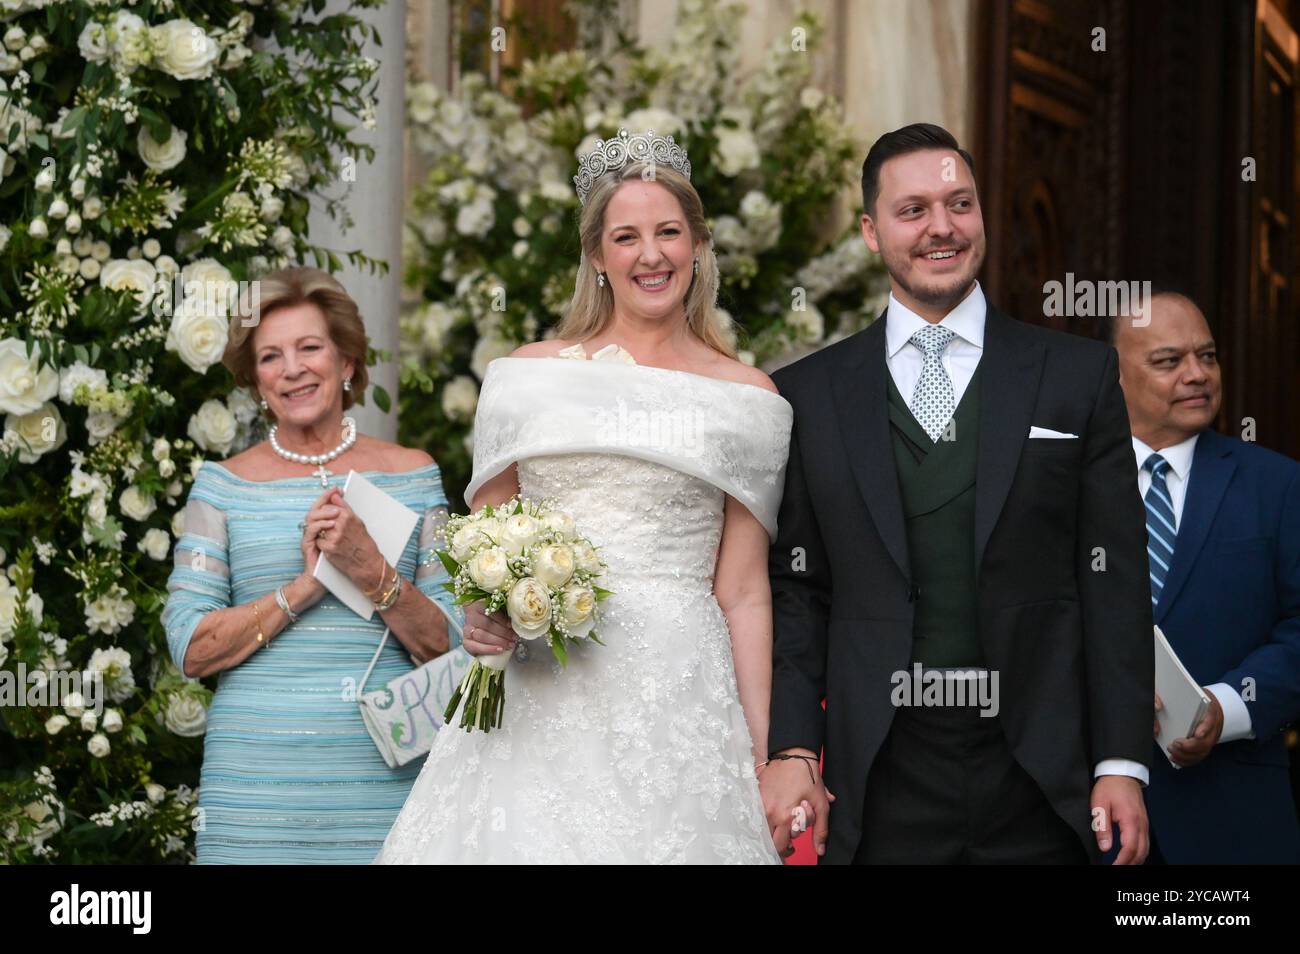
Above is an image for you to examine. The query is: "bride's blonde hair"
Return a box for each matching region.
[555,163,736,357]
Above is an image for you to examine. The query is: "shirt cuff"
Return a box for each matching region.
[1207,682,1254,743]
[1094,758,1150,786]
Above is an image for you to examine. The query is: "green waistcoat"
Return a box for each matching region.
[886,362,984,668]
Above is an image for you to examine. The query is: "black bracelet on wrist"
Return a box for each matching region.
[762,753,821,785]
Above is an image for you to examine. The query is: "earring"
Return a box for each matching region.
[693,257,699,275]
[259,397,268,411]
[343,379,352,392]
[596,271,606,288]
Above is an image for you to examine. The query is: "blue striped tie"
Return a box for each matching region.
[1143,453,1177,605]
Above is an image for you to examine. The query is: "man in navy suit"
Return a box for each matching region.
[1110,291,1300,863]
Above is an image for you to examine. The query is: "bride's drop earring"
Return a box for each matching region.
[597,271,606,288]
[693,257,699,275]
[260,396,269,411]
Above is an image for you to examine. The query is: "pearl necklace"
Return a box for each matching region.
[269,416,358,486]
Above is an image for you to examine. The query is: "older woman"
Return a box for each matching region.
[163,266,462,864]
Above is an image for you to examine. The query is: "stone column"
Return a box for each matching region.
[307,0,406,441]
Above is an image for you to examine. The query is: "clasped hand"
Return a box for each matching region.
[301,489,385,593]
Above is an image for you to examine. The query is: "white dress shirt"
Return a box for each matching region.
[884,284,1149,784]
[1132,434,1254,744]
[885,283,986,406]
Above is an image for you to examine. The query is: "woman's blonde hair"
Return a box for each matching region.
[223,266,369,412]
[555,163,736,357]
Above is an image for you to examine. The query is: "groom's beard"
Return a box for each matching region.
[881,239,986,314]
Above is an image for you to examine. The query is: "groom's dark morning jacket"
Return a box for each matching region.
[768,303,1155,863]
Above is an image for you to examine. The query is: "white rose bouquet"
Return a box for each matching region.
[437,496,611,732]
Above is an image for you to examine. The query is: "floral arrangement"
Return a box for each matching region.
[438,495,610,732]
[0,0,386,863]
[399,0,888,505]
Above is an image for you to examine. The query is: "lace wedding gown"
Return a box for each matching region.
[374,344,793,864]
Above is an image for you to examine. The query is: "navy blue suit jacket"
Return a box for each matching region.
[1145,427,1300,863]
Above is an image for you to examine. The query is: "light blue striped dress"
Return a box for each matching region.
[162,461,464,864]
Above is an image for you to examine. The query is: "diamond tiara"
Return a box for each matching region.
[573,128,692,206]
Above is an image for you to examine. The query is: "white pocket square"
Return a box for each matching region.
[1028,426,1079,440]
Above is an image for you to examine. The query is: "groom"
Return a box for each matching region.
[760,123,1153,864]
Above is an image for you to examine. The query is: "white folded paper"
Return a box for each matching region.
[313,471,420,620]
[1154,624,1211,767]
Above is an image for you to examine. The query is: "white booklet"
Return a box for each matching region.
[312,470,421,620]
[1154,624,1211,767]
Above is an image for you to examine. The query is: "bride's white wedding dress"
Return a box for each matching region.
[374,344,793,864]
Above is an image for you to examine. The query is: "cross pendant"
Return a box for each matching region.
[315,463,331,486]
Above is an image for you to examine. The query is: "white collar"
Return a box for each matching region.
[885,282,987,358]
[1132,432,1200,480]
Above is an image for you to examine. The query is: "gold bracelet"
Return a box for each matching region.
[252,597,267,647]
[364,556,391,601]
[375,573,403,612]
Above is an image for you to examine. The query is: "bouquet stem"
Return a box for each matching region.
[443,651,510,732]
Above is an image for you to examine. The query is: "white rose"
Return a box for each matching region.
[44,714,69,735]
[158,458,176,478]
[171,509,186,538]
[560,582,597,638]
[85,493,108,527]
[141,238,161,260]
[466,546,511,592]
[81,196,103,219]
[0,338,58,415]
[137,124,187,171]
[154,254,178,277]
[533,544,575,589]
[542,510,577,540]
[139,527,170,561]
[5,402,65,463]
[714,127,761,177]
[151,437,171,460]
[34,163,54,192]
[151,20,219,81]
[500,513,541,557]
[84,411,120,446]
[800,87,825,111]
[145,782,166,804]
[506,577,552,640]
[47,197,69,219]
[455,198,495,238]
[187,399,236,455]
[102,709,123,734]
[87,733,110,758]
[179,258,236,315]
[622,107,684,137]
[440,375,478,422]
[62,691,85,718]
[80,710,98,732]
[29,218,48,239]
[449,525,490,563]
[99,258,157,313]
[470,335,514,380]
[163,693,207,737]
[77,22,109,63]
[118,485,156,522]
[165,300,229,374]
[259,196,283,222]
[571,539,603,575]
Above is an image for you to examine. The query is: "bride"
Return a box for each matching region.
[375,130,793,864]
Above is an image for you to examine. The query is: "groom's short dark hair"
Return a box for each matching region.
[861,123,976,216]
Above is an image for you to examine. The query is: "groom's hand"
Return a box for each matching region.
[1091,775,1149,864]
[759,747,832,859]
